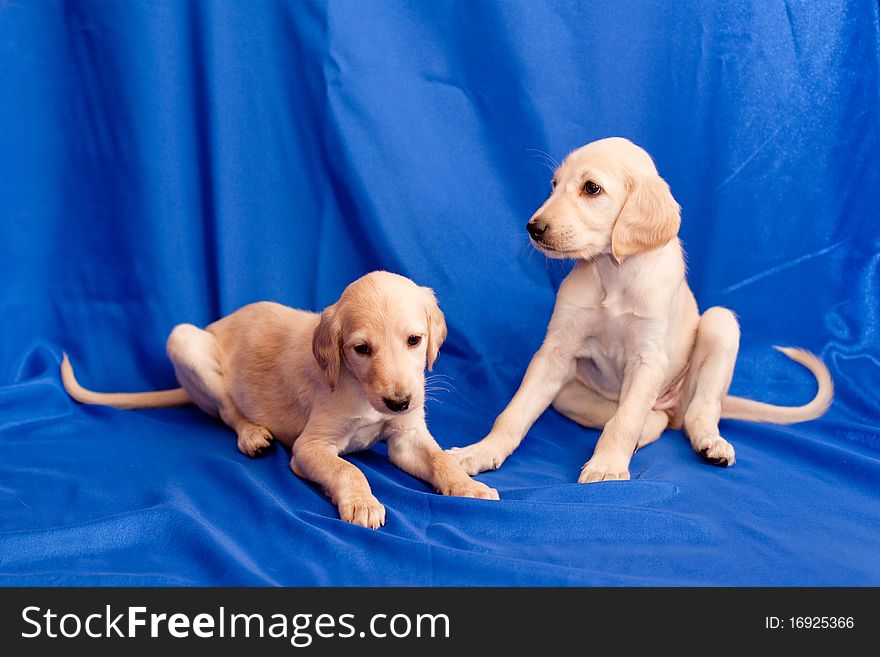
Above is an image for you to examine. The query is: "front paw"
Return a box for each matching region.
[441,479,500,501]
[578,454,631,484]
[447,440,508,475]
[337,494,386,529]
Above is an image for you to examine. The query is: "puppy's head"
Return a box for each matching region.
[526,137,680,262]
[312,271,447,415]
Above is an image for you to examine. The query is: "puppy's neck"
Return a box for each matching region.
[587,239,685,294]
[591,250,647,283]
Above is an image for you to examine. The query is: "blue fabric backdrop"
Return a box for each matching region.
[1,0,878,585]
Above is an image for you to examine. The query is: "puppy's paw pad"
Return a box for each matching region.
[338,495,386,529]
[695,435,735,467]
[237,424,274,457]
[443,480,500,500]
[447,443,506,475]
[578,458,631,484]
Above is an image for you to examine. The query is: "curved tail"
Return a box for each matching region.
[61,353,191,410]
[721,346,833,425]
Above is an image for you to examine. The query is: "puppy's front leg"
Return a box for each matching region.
[449,341,577,475]
[580,353,667,483]
[387,423,499,500]
[449,303,587,475]
[291,436,386,529]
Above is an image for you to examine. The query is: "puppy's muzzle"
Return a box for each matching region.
[526,219,548,242]
[383,396,411,413]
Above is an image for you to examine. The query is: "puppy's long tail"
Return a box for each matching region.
[720,346,833,425]
[61,353,191,410]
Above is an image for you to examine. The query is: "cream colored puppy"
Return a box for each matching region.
[451,137,832,482]
[62,271,498,528]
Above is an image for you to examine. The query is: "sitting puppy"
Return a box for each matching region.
[451,137,832,482]
[62,271,498,528]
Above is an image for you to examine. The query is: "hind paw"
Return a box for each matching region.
[237,424,274,457]
[694,434,735,467]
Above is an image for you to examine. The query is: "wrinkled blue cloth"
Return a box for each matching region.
[1,0,878,586]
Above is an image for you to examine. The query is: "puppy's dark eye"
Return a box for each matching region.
[407,335,422,347]
[583,180,602,196]
[550,179,557,190]
[353,344,371,356]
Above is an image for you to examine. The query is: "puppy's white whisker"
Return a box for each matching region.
[425,377,455,388]
[525,147,560,169]
[526,154,557,175]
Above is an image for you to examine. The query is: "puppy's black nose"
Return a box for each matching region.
[383,396,410,412]
[527,220,548,241]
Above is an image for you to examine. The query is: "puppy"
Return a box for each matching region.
[62,271,498,528]
[451,137,832,482]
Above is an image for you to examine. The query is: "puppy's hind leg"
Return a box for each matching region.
[166,324,274,457]
[227,412,275,458]
[682,307,739,467]
[553,381,668,450]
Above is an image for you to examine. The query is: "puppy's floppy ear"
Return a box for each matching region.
[312,303,342,390]
[611,172,681,263]
[422,287,447,371]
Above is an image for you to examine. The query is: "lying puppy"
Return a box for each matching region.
[451,137,832,482]
[62,271,498,528]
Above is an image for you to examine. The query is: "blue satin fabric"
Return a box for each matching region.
[1,1,878,585]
